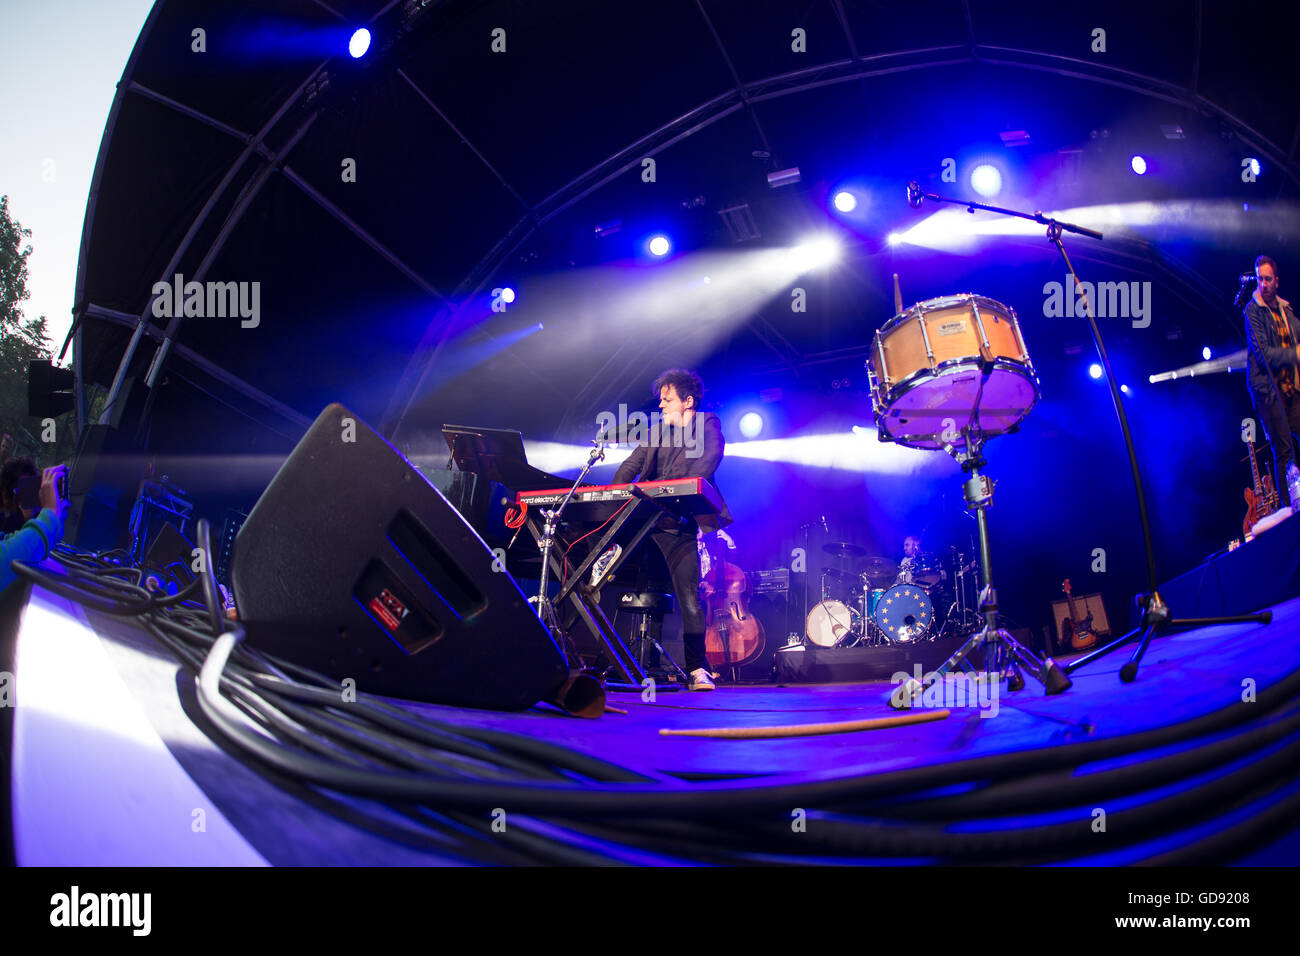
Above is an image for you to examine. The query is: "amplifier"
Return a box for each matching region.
[747,568,790,594]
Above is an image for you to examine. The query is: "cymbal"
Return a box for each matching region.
[857,556,898,580]
[822,541,866,558]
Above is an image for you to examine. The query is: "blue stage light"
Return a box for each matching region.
[887,232,902,247]
[1130,155,1147,175]
[970,164,1002,197]
[648,235,671,257]
[1089,363,1103,380]
[739,412,764,438]
[501,287,516,303]
[1202,346,1212,361]
[833,191,857,213]
[1121,384,1130,394]
[1248,158,1261,176]
[348,28,371,58]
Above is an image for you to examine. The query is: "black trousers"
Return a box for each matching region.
[1254,388,1300,506]
[651,528,708,674]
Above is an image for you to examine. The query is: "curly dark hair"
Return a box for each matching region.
[652,368,703,409]
[1,456,38,497]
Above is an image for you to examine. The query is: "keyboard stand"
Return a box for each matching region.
[523,487,668,684]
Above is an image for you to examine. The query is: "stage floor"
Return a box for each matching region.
[8,579,1300,865]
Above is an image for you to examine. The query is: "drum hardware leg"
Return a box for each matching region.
[910,430,1072,700]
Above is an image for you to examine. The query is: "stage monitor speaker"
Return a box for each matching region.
[230,404,573,712]
[145,521,198,591]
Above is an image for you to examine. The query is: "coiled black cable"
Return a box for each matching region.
[14,520,1300,865]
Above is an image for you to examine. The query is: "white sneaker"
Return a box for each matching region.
[688,668,715,691]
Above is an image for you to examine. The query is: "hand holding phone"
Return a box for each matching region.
[38,466,70,521]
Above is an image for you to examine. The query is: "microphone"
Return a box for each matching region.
[906,181,923,208]
[1239,272,1257,284]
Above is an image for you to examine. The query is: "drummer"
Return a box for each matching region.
[896,534,923,585]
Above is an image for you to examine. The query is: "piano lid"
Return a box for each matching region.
[441,424,567,491]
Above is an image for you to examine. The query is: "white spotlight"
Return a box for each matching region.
[791,235,842,271]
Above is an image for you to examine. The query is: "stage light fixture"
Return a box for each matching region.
[1130,155,1148,175]
[648,235,671,257]
[738,412,764,438]
[348,28,371,58]
[1089,363,1103,380]
[1248,158,1261,176]
[970,164,1002,198]
[833,191,857,213]
[887,232,902,247]
[500,287,516,303]
[767,167,801,188]
[1202,346,1212,361]
[1121,384,1130,394]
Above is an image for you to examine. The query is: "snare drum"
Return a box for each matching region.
[805,600,859,647]
[867,294,1039,449]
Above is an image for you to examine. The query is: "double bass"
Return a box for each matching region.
[701,538,765,671]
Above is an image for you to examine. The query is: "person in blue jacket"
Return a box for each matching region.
[0,465,70,591]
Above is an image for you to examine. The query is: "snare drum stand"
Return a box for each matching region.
[923,428,1072,696]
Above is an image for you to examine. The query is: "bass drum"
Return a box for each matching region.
[874,585,934,644]
[805,600,859,647]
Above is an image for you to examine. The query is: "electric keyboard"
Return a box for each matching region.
[516,477,723,523]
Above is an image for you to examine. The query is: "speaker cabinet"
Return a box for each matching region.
[231,404,569,710]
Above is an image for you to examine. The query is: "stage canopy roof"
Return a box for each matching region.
[74,0,1300,468]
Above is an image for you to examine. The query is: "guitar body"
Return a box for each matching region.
[703,558,765,670]
[1243,440,1277,535]
[1060,578,1097,651]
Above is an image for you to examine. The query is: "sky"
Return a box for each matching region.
[0,0,156,357]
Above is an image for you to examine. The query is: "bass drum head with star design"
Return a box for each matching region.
[874,584,934,644]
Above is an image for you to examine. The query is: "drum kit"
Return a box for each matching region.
[802,292,1038,657]
[805,543,981,648]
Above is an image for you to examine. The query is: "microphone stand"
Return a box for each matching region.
[531,428,609,638]
[904,184,1271,683]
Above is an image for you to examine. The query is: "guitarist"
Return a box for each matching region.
[1244,255,1300,506]
[612,369,732,691]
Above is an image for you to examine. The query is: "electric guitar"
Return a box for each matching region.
[1060,578,1096,651]
[1243,440,1279,537]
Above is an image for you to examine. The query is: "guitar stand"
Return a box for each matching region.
[896,428,1072,708]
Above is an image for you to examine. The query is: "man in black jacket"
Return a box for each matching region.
[612,369,731,690]
[1244,255,1300,505]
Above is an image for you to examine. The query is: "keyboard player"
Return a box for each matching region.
[611,369,732,690]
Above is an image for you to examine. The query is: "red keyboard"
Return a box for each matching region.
[516,477,723,523]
